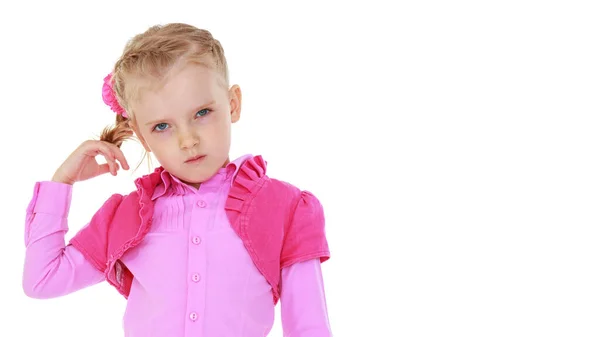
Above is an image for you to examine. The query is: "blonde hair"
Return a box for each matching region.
[99,23,230,169]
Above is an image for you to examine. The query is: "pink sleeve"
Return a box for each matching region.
[280,191,330,268]
[22,181,104,299]
[280,258,333,337]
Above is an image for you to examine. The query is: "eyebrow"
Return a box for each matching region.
[145,100,217,126]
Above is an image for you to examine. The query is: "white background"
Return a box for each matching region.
[1,0,599,336]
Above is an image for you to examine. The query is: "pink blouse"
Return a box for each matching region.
[22,155,332,337]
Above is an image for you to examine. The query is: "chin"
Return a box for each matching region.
[180,166,217,184]
[180,172,209,184]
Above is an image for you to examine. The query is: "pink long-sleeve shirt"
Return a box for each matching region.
[23,155,332,337]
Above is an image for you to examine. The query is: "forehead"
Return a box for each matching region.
[129,64,226,120]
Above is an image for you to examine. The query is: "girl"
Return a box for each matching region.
[22,23,332,337]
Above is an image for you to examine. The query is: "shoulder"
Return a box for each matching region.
[241,155,323,207]
[267,177,323,211]
[88,190,138,222]
[264,180,326,235]
[100,165,163,213]
[261,165,326,231]
[229,155,325,216]
[93,193,124,219]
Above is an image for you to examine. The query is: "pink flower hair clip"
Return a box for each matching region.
[102,73,128,118]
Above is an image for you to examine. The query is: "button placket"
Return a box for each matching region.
[186,192,212,330]
[190,237,201,282]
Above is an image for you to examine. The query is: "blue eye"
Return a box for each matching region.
[196,109,210,117]
[154,123,169,131]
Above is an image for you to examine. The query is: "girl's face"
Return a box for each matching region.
[130,63,241,188]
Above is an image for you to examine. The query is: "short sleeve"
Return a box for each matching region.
[69,193,124,272]
[280,191,330,268]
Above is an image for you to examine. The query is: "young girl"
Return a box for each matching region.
[22,23,332,337]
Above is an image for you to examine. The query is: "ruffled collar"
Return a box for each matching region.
[132,154,254,201]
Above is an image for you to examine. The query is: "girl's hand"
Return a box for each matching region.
[51,140,130,185]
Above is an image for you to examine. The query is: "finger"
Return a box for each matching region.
[104,142,130,170]
[91,144,119,176]
[84,141,113,160]
[104,156,117,176]
[97,163,111,176]
[85,141,123,175]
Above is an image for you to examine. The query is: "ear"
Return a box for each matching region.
[228,84,242,123]
[130,120,152,152]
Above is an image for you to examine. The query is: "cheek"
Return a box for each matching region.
[212,117,231,137]
[201,113,229,135]
[215,122,232,149]
[146,133,175,152]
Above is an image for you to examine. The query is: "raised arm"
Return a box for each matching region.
[23,181,104,298]
[23,139,129,298]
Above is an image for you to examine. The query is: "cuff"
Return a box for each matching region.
[28,181,73,218]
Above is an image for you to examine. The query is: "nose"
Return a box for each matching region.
[178,128,200,150]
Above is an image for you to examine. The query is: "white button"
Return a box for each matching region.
[192,236,201,245]
[196,200,206,208]
[192,273,200,282]
[190,312,198,321]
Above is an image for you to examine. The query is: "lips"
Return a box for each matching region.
[185,155,206,163]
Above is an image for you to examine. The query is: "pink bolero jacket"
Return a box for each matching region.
[68,155,330,303]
